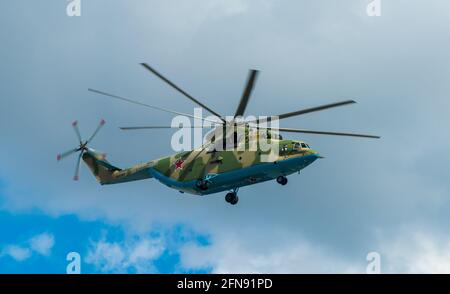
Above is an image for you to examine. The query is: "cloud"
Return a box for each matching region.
[86,240,127,272]
[379,229,450,274]
[86,236,164,273]
[1,245,32,262]
[2,0,450,274]
[180,234,362,274]
[180,228,450,274]
[0,232,55,262]
[128,239,164,264]
[29,233,55,256]
[132,0,252,34]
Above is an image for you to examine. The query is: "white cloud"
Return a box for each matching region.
[86,240,126,272]
[180,235,362,274]
[380,230,450,274]
[129,239,163,264]
[181,228,450,274]
[0,232,55,262]
[29,233,55,256]
[1,245,32,262]
[86,237,164,273]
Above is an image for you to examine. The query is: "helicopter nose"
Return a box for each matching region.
[310,150,323,159]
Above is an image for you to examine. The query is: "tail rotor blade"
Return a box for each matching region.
[72,121,82,143]
[73,152,83,181]
[57,148,78,161]
[87,119,106,144]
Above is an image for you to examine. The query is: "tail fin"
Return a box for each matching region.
[82,149,121,185]
[58,119,152,185]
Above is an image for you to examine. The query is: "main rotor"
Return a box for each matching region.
[88,64,380,140]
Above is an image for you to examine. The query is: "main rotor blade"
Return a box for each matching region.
[244,100,357,125]
[234,69,259,118]
[87,119,106,144]
[57,148,78,161]
[278,100,357,120]
[256,126,380,139]
[88,88,223,125]
[73,152,83,181]
[72,121,82,143]
[140,63,225,121]
[120,126,214,130]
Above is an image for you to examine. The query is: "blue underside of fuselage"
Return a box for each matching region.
[148,154,319,196]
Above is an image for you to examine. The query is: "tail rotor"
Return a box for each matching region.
[57,119,106,181]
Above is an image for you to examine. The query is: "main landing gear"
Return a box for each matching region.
[276,176,288,186]
[225,188,239,205]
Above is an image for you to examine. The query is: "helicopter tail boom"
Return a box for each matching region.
[83,150,154,185]
[82,149,121,185]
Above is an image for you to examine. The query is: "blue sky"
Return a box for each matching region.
[1,178,211,274]
[0,194,211,273]
[1,0,450,273]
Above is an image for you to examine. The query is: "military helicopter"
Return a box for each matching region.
[57,64,379,205]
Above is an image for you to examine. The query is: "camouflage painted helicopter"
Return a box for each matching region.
[57,64,379,205]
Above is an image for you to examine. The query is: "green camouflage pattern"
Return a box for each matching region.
[83,140,317,187]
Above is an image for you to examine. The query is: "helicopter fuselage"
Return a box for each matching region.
[150,148,320,195]
[83,139,320,196]
[154,139,319,195]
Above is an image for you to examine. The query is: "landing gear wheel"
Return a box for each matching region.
[196,179,209,191]
[277,176,288,186]
[225,192,234,203]
[230,196,239,205]
[225,192,239,205]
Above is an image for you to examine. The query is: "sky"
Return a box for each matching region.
[1,0,450,273]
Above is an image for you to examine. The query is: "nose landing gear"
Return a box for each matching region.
[277,176,288,186]
[196,179,209,191]
[225,188,239,205]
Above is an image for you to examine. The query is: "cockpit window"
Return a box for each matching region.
[301,143,307,149]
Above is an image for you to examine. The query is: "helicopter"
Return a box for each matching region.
[57,63,379,205]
